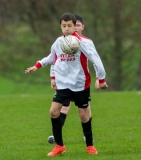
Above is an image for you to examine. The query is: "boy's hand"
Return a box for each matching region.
[25,66,38,73]
[95,78,100,89]
[51,79,57,90]
[99,82,108,89]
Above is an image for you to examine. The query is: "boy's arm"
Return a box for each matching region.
[80,41,105,79]
[88,39,108,89]
[25,45,56,74]
[25,53,54,73]
[80,40,108,89]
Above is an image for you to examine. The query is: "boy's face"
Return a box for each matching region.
[60,20,76,36]
[75,20,84,36]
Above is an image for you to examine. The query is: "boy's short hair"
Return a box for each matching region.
[75,15,83,24]
[60,13,76,25]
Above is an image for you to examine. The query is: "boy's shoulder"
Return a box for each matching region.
[81,35,93,43]
[53,36,63,44]
[81,35,90,40]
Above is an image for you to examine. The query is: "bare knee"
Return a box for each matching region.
[50,102,62,118]
[78,108,89,123]
[50,108,60,118]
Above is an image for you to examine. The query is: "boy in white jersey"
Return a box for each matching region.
[50,15,99,140]
[25,13,108,156]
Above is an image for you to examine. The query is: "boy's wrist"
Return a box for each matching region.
[51,77,55,80]
[35,62,42,69]
[99,79,106,83]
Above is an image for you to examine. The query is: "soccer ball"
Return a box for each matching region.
[61,35,80,54]
[47,135,55,144]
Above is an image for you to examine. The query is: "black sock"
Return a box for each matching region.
[81,117,92,135]
[60,112,67,127]
[82,119,93,146]
[51,116,63,146]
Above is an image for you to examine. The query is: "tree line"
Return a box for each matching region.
[0,0,140,90]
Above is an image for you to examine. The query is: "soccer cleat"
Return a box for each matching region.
[87,146,98,154]
[47,144,66,157]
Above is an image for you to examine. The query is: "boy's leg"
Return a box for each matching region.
[60,102,71,126]
[50,102,63,145]
[48,97,71,144]
[48,102,66,156]
[81,102,93,141]
[78,107,98,154]
[47,89,71,156]
[73,88,98,154]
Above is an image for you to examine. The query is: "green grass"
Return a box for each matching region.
[0,76,54,95]
[0,92,141,160]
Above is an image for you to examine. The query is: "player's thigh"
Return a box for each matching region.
[61,105,71,114]
[61,102,71,114]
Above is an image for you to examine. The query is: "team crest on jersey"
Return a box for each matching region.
[60,54,75,62]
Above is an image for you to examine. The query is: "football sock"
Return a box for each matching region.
[60,112,67,127]
[81,117,92,135]
[82,119,93,146]
[51,116,63,146]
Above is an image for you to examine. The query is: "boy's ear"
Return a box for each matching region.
[82,24,85,30]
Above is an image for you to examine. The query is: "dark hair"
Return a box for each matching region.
[60,13,76,25]
[75,15,83,24]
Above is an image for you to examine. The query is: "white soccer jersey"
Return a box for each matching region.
[36,32,106,91]
[50,35,98,78]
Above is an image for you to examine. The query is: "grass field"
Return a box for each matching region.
[0,92,141,160]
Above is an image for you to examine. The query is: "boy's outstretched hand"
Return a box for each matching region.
[25,66,38,73]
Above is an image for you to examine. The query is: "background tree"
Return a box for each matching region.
[0,0,140,90]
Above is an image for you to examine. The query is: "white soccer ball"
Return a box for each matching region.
[61,35,80,55]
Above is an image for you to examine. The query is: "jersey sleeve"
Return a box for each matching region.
[50,65,55,78]
[80,40,106,80]
[89,40,98,78]
[35,42,56,68]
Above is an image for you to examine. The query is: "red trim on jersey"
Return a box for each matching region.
[99,79,106,83]
[72,32,81,40]
[61,32,81,40]
[51,77,55,80]
[35,62,42,69]
[54,53,57,63]
[81,35,90,40]
[80,53,91,89]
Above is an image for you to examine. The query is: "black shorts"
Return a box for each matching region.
[71,96,91,103]
[53,88,90,108]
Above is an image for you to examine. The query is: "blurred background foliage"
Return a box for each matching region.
[0,0,141,92]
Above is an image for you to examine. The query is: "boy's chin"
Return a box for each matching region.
[64,32,74,36]
[64,33,71,36]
